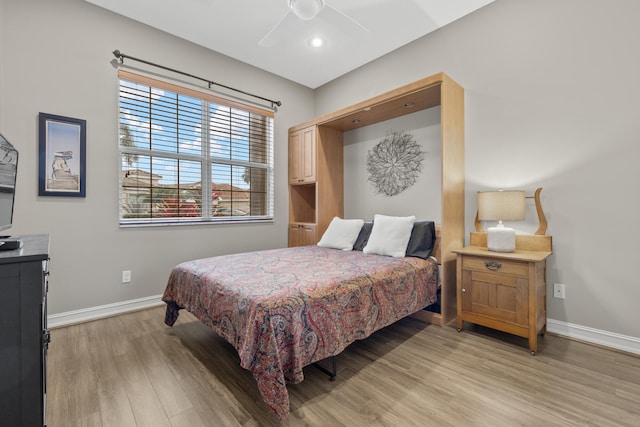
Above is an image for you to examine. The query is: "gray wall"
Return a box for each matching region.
[343,108,441,222]
[317,0,640,339]
[0,0,314,314]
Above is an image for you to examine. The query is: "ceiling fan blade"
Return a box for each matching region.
[259,10,298,47]
[322,4,369,34]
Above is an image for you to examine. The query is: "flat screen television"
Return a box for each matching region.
[0,132,19,248]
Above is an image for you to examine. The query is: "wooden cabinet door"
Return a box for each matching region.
[462,269,529,326]
[300,127,316,182]
[289,131,302,184]
[288,224,301,247]
[288,224,317,247]
[300,224,317,245]
[289,127,316,184]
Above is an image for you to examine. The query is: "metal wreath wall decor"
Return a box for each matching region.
[366,130,425,196]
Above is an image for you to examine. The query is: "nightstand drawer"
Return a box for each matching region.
[462,256,528,277]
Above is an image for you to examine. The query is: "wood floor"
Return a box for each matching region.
[46,306,640,426]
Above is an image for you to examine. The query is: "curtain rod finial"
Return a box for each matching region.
[112,50,124,64]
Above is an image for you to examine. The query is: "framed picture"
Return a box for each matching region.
[38,113,86,197]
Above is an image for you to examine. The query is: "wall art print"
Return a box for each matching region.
[366,130,425,196]
[38,113,86,197]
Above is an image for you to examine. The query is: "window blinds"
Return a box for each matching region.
[118,70,274,225]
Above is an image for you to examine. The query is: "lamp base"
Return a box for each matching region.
[487,224,516,252]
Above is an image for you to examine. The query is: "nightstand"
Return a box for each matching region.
[453,240,552,355]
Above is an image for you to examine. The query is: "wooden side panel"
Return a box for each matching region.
[316,126,344,239]
[439,74,465,326]
[535,261,547,333]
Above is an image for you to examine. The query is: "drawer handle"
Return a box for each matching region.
[484,261,502,271]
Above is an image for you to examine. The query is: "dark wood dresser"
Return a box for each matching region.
[0,235,50,426]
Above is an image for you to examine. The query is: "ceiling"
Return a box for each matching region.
[87,0,494,89]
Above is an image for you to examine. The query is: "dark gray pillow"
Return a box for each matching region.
[405,221,436,259]
[352,222,373,251]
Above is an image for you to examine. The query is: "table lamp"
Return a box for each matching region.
[478,190,525,252]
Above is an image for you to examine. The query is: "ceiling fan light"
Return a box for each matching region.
[289,0,325,21]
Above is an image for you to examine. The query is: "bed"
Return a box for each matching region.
[163,72,464,420]
[162,222,439,420]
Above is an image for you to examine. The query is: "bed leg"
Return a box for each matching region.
[331,356,336,381]
[313,356,337,381]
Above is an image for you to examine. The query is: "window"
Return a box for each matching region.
[118,71,274,226]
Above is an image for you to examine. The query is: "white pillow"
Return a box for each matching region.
[363,214,416,258]
[317,217,365,251]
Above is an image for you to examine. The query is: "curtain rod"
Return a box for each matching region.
[112,50,282,111]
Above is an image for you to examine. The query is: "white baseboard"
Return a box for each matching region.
[547,318,640,356]
[47,294,165,329]
[47,300,640,356]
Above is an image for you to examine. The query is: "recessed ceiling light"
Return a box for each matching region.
[309,37,325,48]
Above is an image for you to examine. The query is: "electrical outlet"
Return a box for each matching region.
[122,270,131,283]
[553,283,565,299]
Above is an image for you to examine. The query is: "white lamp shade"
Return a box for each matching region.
[478,190,525,252]
[478,190,525,221]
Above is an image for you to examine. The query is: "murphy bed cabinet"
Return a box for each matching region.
[288,72,465,327]
[0,234,50,426]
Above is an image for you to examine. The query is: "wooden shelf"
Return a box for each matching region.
[289,184,316,224]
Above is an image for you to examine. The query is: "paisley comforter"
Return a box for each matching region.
[162,245,438,420]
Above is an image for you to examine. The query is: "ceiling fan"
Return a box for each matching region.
[259,0,369,47]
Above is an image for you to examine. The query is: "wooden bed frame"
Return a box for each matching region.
[288,72,464,326]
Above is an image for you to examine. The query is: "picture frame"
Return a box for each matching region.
[38,113,86,197]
